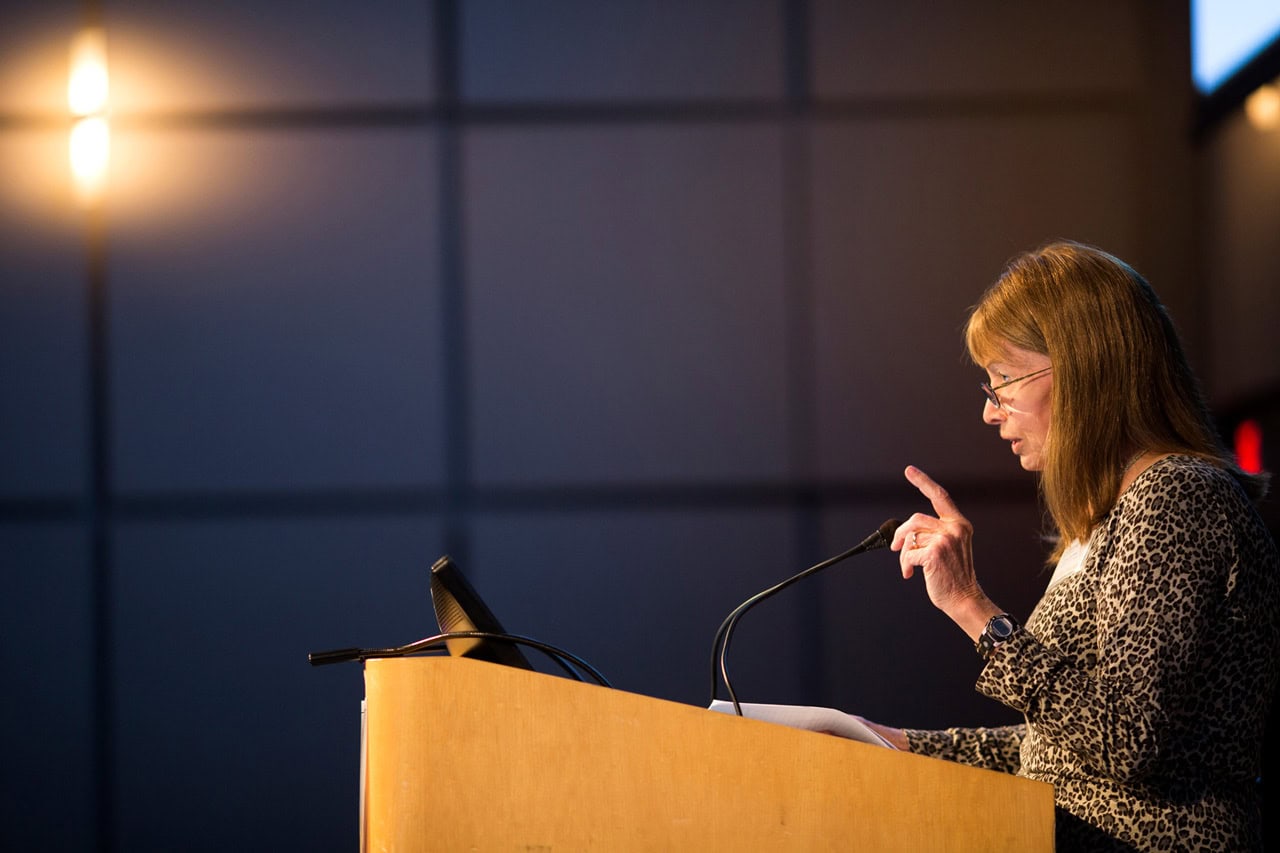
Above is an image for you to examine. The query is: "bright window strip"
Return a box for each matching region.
[1192,0,1280,94]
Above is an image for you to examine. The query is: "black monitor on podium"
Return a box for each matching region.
[429,555,533,671]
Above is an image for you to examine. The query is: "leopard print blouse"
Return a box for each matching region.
[905,455,1280,851]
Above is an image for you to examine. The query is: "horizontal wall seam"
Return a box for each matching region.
[0,478,1038,521]
[0,93,1141,133]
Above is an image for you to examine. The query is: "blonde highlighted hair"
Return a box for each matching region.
[965,241,1266,561]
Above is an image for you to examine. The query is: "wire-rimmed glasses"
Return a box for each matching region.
[980,366,1052,409]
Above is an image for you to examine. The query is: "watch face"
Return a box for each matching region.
[990,616,1016,640]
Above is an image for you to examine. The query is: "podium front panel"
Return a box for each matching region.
[362,656,1053,851]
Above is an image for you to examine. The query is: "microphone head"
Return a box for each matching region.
[872,517,901,550]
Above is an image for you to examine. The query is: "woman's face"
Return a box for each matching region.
[981,345,1054,472]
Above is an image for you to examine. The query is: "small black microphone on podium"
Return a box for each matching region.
[307,648,366,666]
[710,517,900,713]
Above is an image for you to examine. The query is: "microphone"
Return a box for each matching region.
[709,517,900,715]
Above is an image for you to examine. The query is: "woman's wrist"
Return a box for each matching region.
[861,720,911,751]
[948,594,1004,643]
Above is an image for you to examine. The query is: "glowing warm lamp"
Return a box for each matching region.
[69,27,110,205]
[1244,83,1280,131]
[70,116,110,196]
[69,28,109,116]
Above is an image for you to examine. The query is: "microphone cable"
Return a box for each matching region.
[709,517,899,715]
[308,630,612,688]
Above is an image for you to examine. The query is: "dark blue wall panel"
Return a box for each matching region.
[462,0,783,102]
[112,517,443,852]
[471,508,801,706]
[467,124,791,486]
[109,130,445,494]
[0,131,88,498]
[0,523,95,852]
[105,0,436,111]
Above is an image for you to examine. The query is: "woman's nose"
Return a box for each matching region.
[982,397,1004,425]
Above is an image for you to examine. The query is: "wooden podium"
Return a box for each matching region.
[362,657,1053,851]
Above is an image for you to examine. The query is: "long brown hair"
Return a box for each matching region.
[965,241,1266,560]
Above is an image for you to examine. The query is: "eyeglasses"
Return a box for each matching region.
[980,366,1052,408]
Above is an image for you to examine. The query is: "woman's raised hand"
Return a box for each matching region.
[891,466,1000,641]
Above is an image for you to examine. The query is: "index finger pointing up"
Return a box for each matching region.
[905,465,962,519]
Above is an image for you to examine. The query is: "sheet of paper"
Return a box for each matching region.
[708,700,896,749]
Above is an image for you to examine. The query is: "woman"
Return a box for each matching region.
[868,241,1280,850]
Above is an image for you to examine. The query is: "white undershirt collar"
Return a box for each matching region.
[1047,538,1090,590]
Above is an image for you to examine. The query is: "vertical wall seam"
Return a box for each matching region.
[434,1,471,565]
[85,130,116,853]
[781,0,826,701]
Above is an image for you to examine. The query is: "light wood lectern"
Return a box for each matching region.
[361,657,1053,851]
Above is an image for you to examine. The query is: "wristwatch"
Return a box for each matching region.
[976,613,1019,661]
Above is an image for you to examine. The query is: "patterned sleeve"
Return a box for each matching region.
[902,723,1025,774]
[973,460,1260,784]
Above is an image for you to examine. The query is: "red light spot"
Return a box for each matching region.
[1234,419,1264,474]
